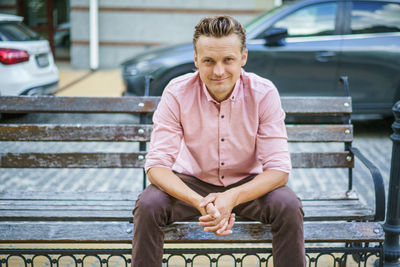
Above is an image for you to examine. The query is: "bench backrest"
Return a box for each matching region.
[0,95,370,222]
[0,95,353,167]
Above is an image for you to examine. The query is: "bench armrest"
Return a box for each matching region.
[350,146,386,221]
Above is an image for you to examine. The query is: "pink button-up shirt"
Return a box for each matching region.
[145,69,291,187]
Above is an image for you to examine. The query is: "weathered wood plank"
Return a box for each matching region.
[0,96,352,115]
[164,221,382,243]
[0,190,358,201]
[281,97,352,115]
[0,221,383,243]
[0,152,353,168]
[286,125,353,142]
[0,124,153,141]
[0,191,139,201]
[0,124,353,142]
[0,199,364,210]
[0,96,160,113]
[291,152,354,168]
[0,152,146,168]
[0,200,374,221]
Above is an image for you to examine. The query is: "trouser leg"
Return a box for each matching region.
[233,186,306,267]
[131,173,216,267]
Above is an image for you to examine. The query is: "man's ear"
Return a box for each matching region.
[241,49,248,67]
[194,51,199,68]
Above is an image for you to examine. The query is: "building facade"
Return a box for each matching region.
[0,0,277,69]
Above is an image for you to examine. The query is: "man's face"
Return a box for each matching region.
[194,34,248,102]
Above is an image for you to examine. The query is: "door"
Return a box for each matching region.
[246,2,343,97]
[17,0,70,60]
[339,1,400,115]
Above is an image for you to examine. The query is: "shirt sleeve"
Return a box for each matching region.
[144,88,183,173]
[256,85,292,174]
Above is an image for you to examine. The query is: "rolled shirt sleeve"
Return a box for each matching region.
[256,86,292,174]
[144,88,183,173]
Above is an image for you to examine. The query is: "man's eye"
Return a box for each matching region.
[204,59,213,63]
[225,58,234,62]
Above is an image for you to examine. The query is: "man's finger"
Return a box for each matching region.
[204,218,226,232]
[199,220,218,227]
[199,214,213,222]
[199,195,217,207]
[226,213,236,231]
[206,203,221,218]
[216,219,228,235]
[215,229,233,236]
[214,214,235,236]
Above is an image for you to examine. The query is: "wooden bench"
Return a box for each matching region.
[0,94,386,266]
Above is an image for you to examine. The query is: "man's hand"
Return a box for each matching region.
[198,191,237,236]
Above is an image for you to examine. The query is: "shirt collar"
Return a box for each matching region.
[200,69,243,104]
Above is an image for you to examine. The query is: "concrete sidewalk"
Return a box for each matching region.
[55,62,125,97]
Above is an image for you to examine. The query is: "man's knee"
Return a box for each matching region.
[133,185,171,223]
[267,186,304,222]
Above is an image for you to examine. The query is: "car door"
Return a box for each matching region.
[338,0,400,116]
[246,1,343,97]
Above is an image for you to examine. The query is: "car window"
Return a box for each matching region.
[0,22,42,41]
[271,2,338,37]
[245,4,289,34]
[350,1,400,34]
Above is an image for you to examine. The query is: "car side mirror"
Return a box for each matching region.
[264,28,288,46]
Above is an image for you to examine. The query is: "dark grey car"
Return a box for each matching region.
[121,0,400,116]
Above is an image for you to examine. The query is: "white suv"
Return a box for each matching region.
[0,14,59,96]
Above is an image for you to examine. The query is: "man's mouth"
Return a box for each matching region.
[212,77,229,82]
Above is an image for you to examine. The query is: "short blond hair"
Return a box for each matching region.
[193,15,246,52]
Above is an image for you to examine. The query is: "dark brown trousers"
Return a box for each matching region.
[132,173,305,267]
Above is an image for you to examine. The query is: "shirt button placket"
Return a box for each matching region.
[219,103,228,184]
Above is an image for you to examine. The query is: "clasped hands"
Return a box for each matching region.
[197,191,237,236]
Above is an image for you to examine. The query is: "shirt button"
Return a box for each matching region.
[221,138,225,142]
[221,176,225,179]
[221,115,225,119]
[221,162,224,166]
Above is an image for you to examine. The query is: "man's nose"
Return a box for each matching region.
[213,62,224,76]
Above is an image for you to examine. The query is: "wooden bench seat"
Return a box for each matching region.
[0,191,376,222]
[0,94,386,265]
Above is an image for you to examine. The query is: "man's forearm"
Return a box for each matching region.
[228,169,288,207]
[147,167,204,212]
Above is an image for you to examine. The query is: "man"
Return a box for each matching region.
[132,15,305,267]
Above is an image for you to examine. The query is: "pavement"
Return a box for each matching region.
[55,61,125,97]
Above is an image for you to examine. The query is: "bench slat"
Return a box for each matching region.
[282,97,352,115]
[0,152,146,168]
[0,124,353,142]
[0,199,364,210]
[0,152,353,168]
[0,221,383,243]
[0,96,160,113]
[0,96,352,115]
[0,124,153,142]
[0,190,358,201]
[286,125,353,142]
[0,199,374,222]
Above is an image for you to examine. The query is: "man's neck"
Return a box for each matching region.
[206,87,234,103]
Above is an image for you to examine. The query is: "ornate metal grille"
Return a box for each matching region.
[0,244,383,267]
